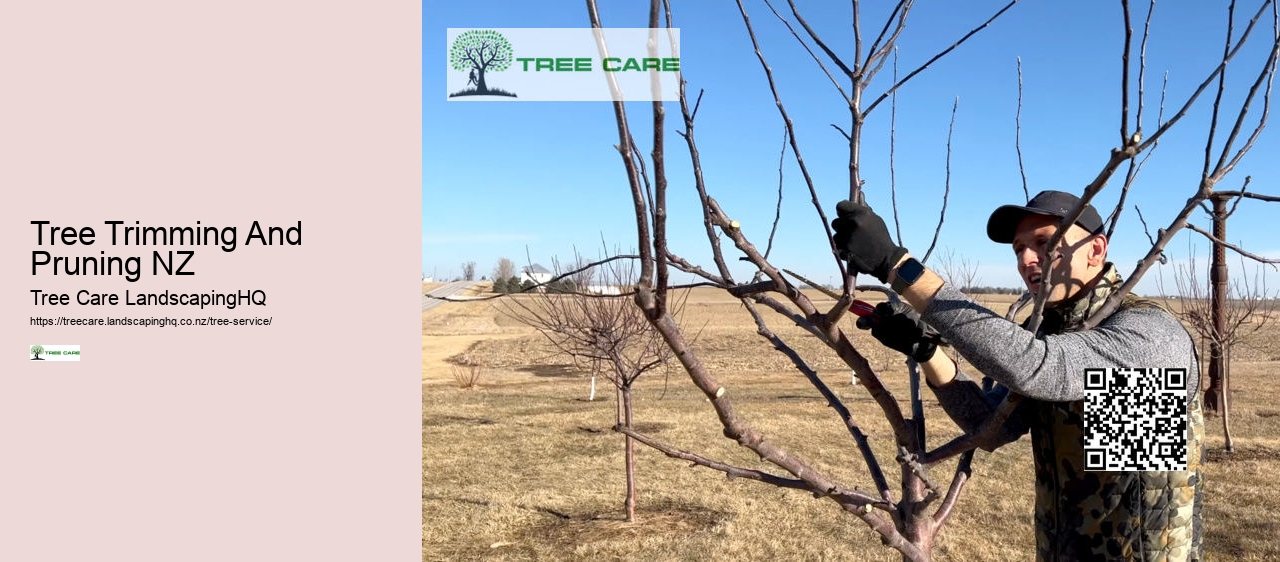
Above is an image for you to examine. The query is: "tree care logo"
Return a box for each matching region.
[30,344,81,361]
[449,30,517,98]
[445,28,682,102]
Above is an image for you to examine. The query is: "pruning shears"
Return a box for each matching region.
[848,298,947,346]
[849,299,877,318]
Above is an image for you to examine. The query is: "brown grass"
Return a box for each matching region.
[423,288,1280,561]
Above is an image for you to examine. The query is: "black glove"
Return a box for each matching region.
[855,301,939,362]
[831,200,908,283]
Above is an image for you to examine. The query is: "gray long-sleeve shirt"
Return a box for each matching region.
[919,283,1200,439]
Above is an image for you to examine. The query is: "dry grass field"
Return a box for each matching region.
[423,283,1280,561]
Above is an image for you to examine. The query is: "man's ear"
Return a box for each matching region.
[1088,234,1108,267]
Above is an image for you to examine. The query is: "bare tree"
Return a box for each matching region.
[582,0,1279,560]
[461,261,477,281]
[933,247,983,370]
[1159,246,1278,451]
[1183,189,1280,421]
[501,254,679,523]
[492,257,515,284]
[566,254,597,291]
[933,247,981,293]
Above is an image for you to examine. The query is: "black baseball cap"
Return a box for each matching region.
[986,190,1106,244]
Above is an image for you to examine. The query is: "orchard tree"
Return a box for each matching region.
[501,255,680,523]
[582,0,1280,560]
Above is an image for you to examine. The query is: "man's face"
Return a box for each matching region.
[1011,214,1104,304]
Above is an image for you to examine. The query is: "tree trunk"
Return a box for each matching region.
[1204,196,1228,414]
[622,385,637,523]
[1223,347,1234,452]
[898,419,936,562]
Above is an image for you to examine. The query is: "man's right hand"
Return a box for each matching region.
[855,301,940,362]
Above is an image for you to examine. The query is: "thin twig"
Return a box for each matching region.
[1121,0,1134,143]
[1135,206,1160,247]
[1015,57,1029,202]
[1185,223,1280,266]
[1223,177,1253,219]
[1135,0,1156,136]
[890,48,904,246]
[920,97,958,264]
[765,128,787,260]
[1213,188,1280,202]
[666,252,729,286]
[630,140,656,219]
[852,0,863,72]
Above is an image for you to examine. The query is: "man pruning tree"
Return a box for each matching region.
[832,190,1205,561]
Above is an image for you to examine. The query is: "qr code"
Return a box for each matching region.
[1083,367,1188,472]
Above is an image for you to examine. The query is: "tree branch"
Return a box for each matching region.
[735,0,846,279]
[932,450,973,527]
[762,0,852,99]
[765,128,787,260]
[1202,0,1238,183]
[1015,56,1029,202]
[1137,0,1275,152]
[676,85,737,284]
[890,48,904,246]
[743,301,894,503]
[1121,0,1134,144]
[1185,223,1280,266]
[920,97,958,264]
[862,0,912,84]
[864,0,1020,116]
[1214,0,1279,178]
[587,0,655,294]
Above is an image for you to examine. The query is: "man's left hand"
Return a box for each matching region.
[855,301,940,362]
[831,200,908,283]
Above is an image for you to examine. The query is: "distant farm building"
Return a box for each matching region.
[585,285,623,295]
[520,264,553,285]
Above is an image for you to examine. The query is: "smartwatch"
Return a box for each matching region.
[890,257,926,295]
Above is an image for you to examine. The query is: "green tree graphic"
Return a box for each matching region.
[30,344,45,360]
[449,30,516,97]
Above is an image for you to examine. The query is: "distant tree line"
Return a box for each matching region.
[804,284,1023,295]
[960,286,1025,295]
[491,276,581,294]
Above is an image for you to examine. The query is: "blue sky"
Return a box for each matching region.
[425,1,1279,295]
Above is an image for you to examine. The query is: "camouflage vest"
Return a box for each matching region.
[1022,264,1205,562]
